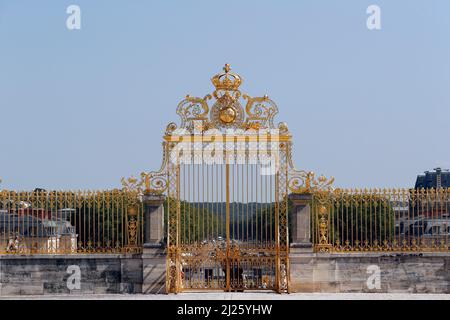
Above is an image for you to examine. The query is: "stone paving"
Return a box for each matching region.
[1,292,450,300]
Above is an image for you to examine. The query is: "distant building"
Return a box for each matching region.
[415,168,450,189]
[394,168,450,238]
[0,208,77,253]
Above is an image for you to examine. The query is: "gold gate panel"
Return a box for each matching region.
[177,162,279,291]
[143,65,307,293]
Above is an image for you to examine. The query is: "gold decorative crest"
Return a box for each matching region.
[167,64,280,134]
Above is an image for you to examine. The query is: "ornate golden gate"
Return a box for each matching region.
[144,65,313,293]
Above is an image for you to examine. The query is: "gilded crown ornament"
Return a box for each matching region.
[173,64,280,132]
[211,63,243,93]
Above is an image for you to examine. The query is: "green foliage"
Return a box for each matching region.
[164,198,278,243]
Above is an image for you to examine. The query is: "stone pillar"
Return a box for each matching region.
[289,193,313,251]
[142,194,166,294]
[289,193,314,292]
[143,194,165,246]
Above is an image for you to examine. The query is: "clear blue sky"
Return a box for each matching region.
[1,0,449,190]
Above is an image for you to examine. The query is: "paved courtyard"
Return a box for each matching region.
[1,292,450,300]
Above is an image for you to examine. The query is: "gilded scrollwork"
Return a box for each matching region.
[123,142,169,197]
[142,141,169,195]
[243,94,278,130]
[176,95,211,132]
[288,170,335,194]
[165,122,177,136]
[120,177,144,210]
[120,176,144,194]
[278,122,289,135]
[286,137,334,194]
[142,171,168,195]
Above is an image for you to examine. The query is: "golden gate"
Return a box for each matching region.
[144,64,329,293]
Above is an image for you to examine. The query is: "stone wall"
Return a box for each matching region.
[0,254,142,295]
[1,251,450,295]
[289,249,450,293]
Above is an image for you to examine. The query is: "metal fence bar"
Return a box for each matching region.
[0,190,143,254]
[312,188,450,253]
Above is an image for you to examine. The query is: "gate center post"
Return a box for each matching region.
[225,161,231,291]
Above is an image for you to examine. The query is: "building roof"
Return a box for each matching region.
[415,168,450,189]
[0,212,75,237]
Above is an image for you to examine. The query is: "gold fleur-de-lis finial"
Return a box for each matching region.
[223,63,231,73]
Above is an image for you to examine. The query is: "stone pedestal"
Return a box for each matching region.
[142,194,167,294]
[288,247,316,292]
[289,193,313,251]
[142,245,166,294]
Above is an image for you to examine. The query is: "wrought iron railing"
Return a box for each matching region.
[0,190,143,254]
[311,188,450,252]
